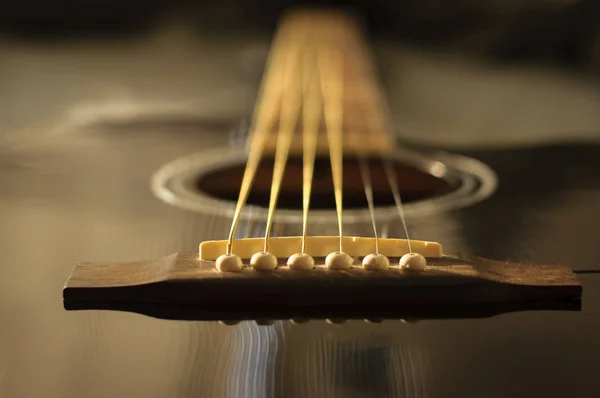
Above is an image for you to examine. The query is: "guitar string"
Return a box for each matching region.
[300,33,321,254]
[348,24,384,257]
[357,33,415,253]
[262,23,305,253]
[225,22,291,255]
[384,160,413,253]
[228,14,414,259]
[346,19,414,255]
[318,22,345,253]
[358,156,380,254]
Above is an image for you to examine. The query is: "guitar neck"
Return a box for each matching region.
[252,9,396,156]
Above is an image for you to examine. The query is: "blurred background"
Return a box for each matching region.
[1,0,599,148]
[0,4,599,398]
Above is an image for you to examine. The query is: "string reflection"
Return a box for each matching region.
[216,320,429,398]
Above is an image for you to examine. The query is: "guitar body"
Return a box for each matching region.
[1,8,600,398]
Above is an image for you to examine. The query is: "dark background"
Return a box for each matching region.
[1,0,599,69]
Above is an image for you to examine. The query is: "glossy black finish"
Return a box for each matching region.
[1,10,600,395]
[2,117,600,396]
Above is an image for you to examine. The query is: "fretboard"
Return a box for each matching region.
[250,10,396,156]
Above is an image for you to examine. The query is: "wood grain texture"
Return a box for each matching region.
[63,252,581,320]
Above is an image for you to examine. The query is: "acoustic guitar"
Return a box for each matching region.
[2,7,600,398]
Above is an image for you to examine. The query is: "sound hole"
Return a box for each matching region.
[195,157,452,210]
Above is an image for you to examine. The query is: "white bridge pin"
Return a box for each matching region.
[362,253,389,270]
[287,253,315,270]
[250,252,278,271]
[325,251,353,270]
[399,253,427,272]
[216,253,243,272]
